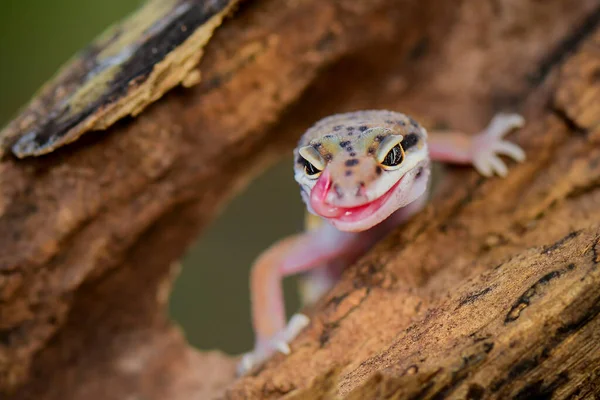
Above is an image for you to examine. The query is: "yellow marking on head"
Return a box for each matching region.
[299,146,326,170]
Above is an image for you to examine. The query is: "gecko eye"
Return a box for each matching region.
[376,134,404,170]
[381,144,405,168]
[303,159,322,178]
[299,145,325,179]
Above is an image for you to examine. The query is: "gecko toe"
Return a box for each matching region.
[473,156,493,177]
[494,141,526,162]
[237,313,310,376]
[274,341,291,355]
[488,155,508,177]
[283,313,310,341]
[486,113,525,138]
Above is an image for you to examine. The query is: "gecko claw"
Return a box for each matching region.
[237,313,310,376]
[281,313,310,341]
[274,341,291,355]
[472,113,526,178]
[485,113,525,138]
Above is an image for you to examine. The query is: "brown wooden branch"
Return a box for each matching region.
[1,0,599,399]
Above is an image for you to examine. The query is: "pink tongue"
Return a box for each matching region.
[311,173,404,222]
[310,171,346,218]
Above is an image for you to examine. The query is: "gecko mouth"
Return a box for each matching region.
[310,176,403,223]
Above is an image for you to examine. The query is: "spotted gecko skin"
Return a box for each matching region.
[293,110,431,234]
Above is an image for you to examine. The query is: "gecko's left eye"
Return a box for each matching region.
[381,144,405,168]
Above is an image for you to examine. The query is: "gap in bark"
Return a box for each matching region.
[168,156,304,355]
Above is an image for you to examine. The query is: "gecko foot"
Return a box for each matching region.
[472,113,526,177]
[237,313,310,376]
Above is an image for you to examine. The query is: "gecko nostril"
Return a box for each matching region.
[355,182,366,197]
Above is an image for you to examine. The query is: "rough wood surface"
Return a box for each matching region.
[0,0,240,158]
[1,0,599,399]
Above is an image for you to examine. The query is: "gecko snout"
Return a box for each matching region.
[324,180,370,207]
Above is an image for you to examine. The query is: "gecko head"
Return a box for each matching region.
[294,111,431,232]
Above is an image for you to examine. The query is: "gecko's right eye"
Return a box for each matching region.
[381,144,404,168]
[299,145,325,179]
[303,159,322,178]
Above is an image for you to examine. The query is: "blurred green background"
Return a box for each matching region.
[0,0,303,354]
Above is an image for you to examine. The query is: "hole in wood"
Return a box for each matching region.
[168,157,304,354]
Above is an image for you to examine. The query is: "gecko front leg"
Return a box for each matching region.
[429,113,525,176]
[238,195,428,375]
[238,223,373,374]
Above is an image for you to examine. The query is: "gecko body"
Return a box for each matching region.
[239,110,525,374]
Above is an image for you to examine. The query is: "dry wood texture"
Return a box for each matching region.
[1,0,599,399]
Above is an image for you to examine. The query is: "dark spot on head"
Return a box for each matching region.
[324,134,334,140]
[397,120,406,126]
[368,147,376,155]
[346,146,353,152]
[339,141,350,148]
[375,166,382,175]
[359,125,368,132]
[409,117,419,128]
[345,159,359,167]
[296,156,304,165]
[401,133,419,150]
[347,126,355,131]
[385,120,393,124]
[333,125,342,131]
[324,153,333,161]
[350,152,356,157]
[374,135,384,142]
[312,142,322,149]
[345,170,352,176]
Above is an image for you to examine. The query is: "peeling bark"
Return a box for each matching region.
[1,0,599,399]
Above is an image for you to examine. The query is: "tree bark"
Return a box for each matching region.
[1,0,599,399]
